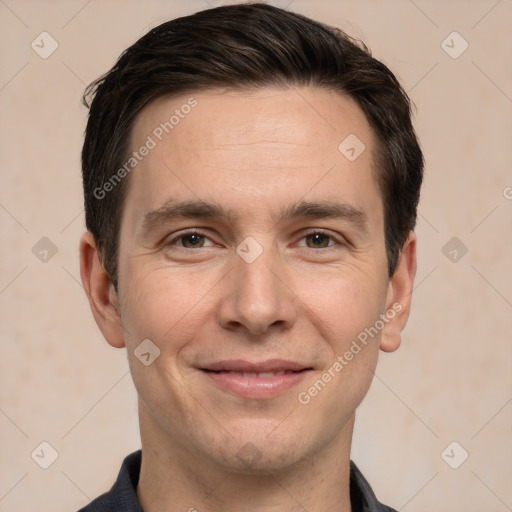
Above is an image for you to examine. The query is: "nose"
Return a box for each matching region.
[216,247,297,337]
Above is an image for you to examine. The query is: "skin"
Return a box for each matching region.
[80,87,416,512]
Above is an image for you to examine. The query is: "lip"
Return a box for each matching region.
[203,359,309,373]
[200,359,312,399]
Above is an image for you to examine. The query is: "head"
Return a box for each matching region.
[80,3,422,474]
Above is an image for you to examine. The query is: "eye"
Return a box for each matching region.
[297,231,339,249]
[169,230,216,249]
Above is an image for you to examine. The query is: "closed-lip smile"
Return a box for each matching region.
[200,359,313,399]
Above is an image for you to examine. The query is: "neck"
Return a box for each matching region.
[136,404,354,512]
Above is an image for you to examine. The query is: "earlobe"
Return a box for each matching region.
[79,232,126,348]
[379,231,417,353]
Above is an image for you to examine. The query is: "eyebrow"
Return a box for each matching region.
[278,200,368,228]
[140,198,368,235]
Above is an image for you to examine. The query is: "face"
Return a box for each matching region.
[82,86,416,474]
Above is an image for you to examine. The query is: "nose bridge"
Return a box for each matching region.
[238,252,280,307]
[217,239,296,335]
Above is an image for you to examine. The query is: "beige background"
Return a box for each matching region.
[1,0,511,510]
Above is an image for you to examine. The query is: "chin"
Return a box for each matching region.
[221,444,307,475]
[201,420,314,474]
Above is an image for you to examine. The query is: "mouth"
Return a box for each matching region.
[199,359,313,399]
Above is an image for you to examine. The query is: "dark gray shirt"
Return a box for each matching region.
[77,451,397,512]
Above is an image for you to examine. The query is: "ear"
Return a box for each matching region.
[79,232,126,348]
[379,230,417,353]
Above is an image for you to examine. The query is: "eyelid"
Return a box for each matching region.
[165,227,348,249]
[294,228,347,248]
[167,228,218,247]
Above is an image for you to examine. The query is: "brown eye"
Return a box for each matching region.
[304,233,332,248]
[180,233,206,248]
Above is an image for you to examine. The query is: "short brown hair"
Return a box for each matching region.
[82,2,423,288]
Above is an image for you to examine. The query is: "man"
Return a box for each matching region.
[78,3,423,511]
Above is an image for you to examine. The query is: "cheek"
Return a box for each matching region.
[117,269,213,425]
[293,263,388,348]
[118,266,218,351]
[297,274,383,428]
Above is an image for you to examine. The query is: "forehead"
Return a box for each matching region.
[123,87,381,231]
[132,86,372,160]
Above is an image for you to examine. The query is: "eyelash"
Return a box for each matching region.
[167,228,345,249]
[168,229,217,248]
[296,229,342,248]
